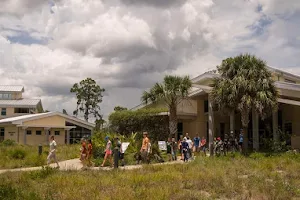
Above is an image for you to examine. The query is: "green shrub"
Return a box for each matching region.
[29,166,56,180]
[9,148,27,159]
[0,139,16,146]
[0,184,19,200]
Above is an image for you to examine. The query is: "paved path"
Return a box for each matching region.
[0,157,190,174]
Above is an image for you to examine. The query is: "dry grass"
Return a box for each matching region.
[0,144,80,169]
[0,152,300,199]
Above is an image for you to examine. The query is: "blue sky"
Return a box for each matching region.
[0,0,300,119]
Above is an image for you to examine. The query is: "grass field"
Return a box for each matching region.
[0,144,80,169]
[0,152,300,200]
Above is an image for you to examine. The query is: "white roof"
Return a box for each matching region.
[0,99,41,108]
[0,86,24,92]
[0,111,95,130]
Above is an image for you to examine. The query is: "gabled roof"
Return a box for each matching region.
[267,66,300,81]
[0,86,24,92]
[0,99,41,108]
[0,111,95,130]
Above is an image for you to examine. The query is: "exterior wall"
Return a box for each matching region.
[180,98,208,139]
[23,115,66,127]
[3,126,18,142]
[19,127,66,145]
[177,99,197,115]
[12,92,22,100]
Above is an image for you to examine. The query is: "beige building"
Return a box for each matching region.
[0,86,94,145]
[133,67,300,150]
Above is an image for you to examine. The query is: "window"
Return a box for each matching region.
[36,131,42,135]
[0,93,12,100]
[55,131,60,136]
[0,128,4,141]
[284,123,292,135]
[284,79,296,84]
[204,100,208,113]
[26,130,32,135]
[1,108,6,116]
[14,108,30,113]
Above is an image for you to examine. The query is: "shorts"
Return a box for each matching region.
[238,142,243,146]
[105,150,112,155]
[119,153,124,159]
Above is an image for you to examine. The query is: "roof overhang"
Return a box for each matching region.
[16,125,77,130]
[278,98,300,106]
[0,112,95,130]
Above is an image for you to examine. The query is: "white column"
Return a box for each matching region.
[208,100,215,156]
[66,129,70,145]
[23,127,27,145]
[272,110,279,142]
[252,109,259,151]
[230,112,235,133]
[44,128,50,143]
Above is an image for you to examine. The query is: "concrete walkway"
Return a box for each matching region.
[0,157,190,174]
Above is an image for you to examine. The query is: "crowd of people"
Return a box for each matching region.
[46,130,244,168]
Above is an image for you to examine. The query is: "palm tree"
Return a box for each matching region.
[210,54,278,151]
[141,75,192,139]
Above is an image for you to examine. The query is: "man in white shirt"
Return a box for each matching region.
[47,136,60,168]
[186,137,193,160]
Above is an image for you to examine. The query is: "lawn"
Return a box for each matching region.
[0,144,80,169]
[0,152,300,200]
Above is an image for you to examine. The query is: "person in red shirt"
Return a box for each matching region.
[200,136,207,156]
[87,139,93,167]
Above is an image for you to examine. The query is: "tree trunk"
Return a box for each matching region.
[169,104,178,140]
[241,111,250,152]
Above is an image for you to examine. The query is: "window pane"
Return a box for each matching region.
[26,130,32,135]
[36,131,42,135]
[1,108,6,116]
[55,131,60,135]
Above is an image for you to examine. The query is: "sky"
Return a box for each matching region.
[0,0,300,122]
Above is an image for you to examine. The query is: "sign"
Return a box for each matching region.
[121,142,130,153]
[158,141,167,151]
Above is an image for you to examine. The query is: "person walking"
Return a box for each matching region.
[171,138,177,161]
[181,137,189,162]
[186,137,193,160]
[47,136,60,168]
[200,136,207,156]
[167,138,172,162]
[101,136,113,167]
[239,130,244,153]
[140,132,150,164]
[80,138,87,163]
[193,135,200,152]
[87,139,93,167]
[178,135,183,160]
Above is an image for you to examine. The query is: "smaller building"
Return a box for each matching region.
[0,112,94,145]
[0,85,43,119]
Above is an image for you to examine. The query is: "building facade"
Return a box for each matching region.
[0,86,94,145]
[133,67,300,150]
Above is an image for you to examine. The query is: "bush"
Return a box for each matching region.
[9,148,27,159]
[1,139,16,146]
[108,108,169,141]
[29,166,56,180]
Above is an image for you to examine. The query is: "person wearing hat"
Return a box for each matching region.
[101,136,112,167]
[140,132,150,163]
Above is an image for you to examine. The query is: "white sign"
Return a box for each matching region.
[158,141,167,151]
[121,142,130,153]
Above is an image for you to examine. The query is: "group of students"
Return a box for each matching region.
[166,133,207,162]
[80,138,93,168]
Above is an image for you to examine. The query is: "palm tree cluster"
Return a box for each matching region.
[210,54,278,150]
[142,75,192,139]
